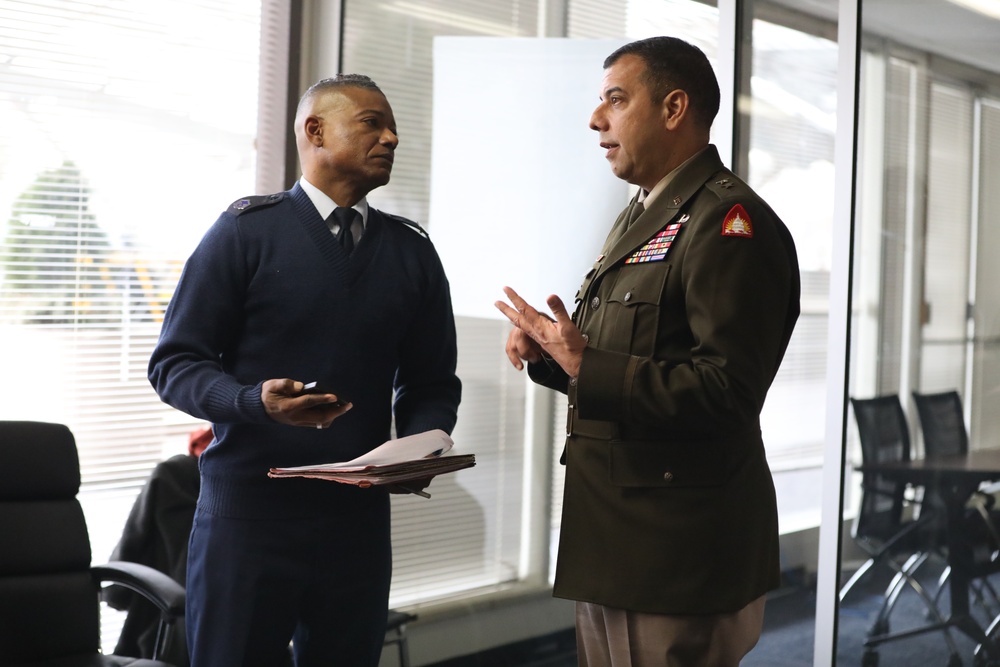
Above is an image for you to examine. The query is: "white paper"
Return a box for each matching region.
[276,429,454,472]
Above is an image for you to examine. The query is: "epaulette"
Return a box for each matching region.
[384,212,430,239]
[705,174,748,200]
[227,192,286,215]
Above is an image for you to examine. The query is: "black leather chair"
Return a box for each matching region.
[844,396,961,665]
[0,420,185,666]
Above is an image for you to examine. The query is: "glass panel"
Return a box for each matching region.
[839,0,1000,663]
[739,4,838,663]
[0,0,261,650]
[341,0,540,608]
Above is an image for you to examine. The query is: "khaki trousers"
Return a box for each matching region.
[575,595,766,667]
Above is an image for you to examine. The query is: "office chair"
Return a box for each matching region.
[844,396,962,665]
[384,609,418,667]
[104,432,416,666]
[912,390,1000,618]
[0,420,185,666]
[104,453,200,666]
[912,390,969,459]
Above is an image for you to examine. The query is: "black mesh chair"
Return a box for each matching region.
[912,390,968,459]
[844,396,962,664]
[912,390,1000,617]
[0,420,185,666]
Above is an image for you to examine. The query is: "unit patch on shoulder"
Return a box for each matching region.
[227,192,285,215]
[721,203,753,238]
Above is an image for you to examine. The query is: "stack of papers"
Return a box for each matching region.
[268,429,475,487]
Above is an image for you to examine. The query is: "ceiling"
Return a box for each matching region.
[767,0,1000,77]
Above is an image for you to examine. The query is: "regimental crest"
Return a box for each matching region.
[625,219,686,264]
[721,204,753,238]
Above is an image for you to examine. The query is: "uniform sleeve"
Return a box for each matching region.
[147,214,270,425]
[575,198,799,433]
[391,244,462,437]
[527,355,570,394]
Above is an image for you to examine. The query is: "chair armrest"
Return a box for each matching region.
[92,560,185,621]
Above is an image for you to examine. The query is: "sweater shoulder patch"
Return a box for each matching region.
[383,212,430,239]
[227,192,285,216]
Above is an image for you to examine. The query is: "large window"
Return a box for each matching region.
[340,0,837,613]
[0,0,261,646]
[839,2,1000,662]
[341,0,542,608]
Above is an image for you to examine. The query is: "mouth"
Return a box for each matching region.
[372,153,394,166]
[600,141,619,159]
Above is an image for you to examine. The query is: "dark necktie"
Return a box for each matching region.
[330,206,360,254]
[626,200,645,228]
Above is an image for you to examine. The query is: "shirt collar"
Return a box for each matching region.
[299,177,369,227]
[639,146,710,209]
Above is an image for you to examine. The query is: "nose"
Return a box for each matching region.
[589,103,606,132]
[381,127,399,148]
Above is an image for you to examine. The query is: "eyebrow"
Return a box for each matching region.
[601,86,625,99]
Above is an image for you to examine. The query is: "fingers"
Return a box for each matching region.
[504,333,524,371]
[494,299,520,326]
[261,377,354,428]
[546,294,571,324]
[306,401,353,429]
[495,286,532,327]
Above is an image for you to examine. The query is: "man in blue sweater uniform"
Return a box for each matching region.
[148,74,462,667]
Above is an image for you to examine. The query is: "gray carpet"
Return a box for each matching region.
[426,561,1000,666]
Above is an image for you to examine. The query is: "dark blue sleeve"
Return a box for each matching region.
[391,242,462,437]
[148,213,270,425]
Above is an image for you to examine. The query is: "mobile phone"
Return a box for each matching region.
[301,381,350,407]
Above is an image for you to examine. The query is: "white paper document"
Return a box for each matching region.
[267,429,475,488]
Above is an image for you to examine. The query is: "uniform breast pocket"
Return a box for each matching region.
[598,264,670,355]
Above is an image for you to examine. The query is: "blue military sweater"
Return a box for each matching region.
[149,184,461,518]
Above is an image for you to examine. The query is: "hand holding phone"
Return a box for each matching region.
[301,381,350,407]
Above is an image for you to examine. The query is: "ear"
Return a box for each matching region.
[303,115,324,147]
[662,89,689,130]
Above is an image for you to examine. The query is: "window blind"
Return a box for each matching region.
[921,82,974,390]
[0,0,261,648]
[340,0,541,607]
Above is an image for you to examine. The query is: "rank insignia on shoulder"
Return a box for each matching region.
[721,204,753,238]
[227,192,285,215]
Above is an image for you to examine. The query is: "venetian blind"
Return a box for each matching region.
[0,0,262,644]
[340,0,542,607]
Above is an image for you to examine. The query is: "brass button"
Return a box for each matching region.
[591,296,600,310]
[663,471,674,483]
[624,291,632,302]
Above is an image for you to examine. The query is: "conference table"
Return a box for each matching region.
[857,448,1000,665]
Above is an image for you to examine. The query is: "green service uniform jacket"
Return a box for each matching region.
[529,145,801,615]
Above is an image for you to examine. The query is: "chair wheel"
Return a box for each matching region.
[862,649,879,667]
